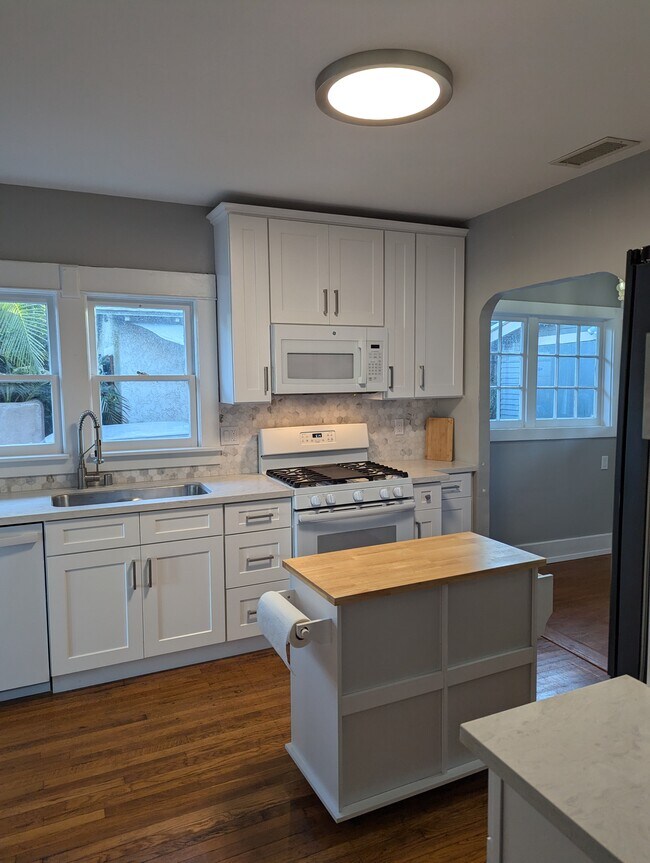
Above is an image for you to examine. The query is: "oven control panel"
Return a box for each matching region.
[300,430,336,446]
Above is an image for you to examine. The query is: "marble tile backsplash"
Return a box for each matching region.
[1,394,441,493]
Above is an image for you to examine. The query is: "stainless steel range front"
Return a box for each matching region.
[258,423,415,556]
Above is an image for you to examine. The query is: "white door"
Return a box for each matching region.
[46,547,144,675]
[414,234,465,397]
[441,498,473,535]
[329,225,384,326]
[384,231,415,398]
[415,509,442,539]
[269,219,329,324]
[141,536,225,656]
[223,213,271,403]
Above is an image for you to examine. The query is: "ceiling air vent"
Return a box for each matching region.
[551,137,640,168]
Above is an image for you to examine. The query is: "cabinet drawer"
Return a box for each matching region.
[45,513,140,556]
[441,473,472,500]
[224,499,291,534]
[140,506,223,544]
[414,483,442,509]
[226,579,289,641]
[225,527,291,588]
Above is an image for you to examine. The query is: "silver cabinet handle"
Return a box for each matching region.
[246,554,274,565]
[334,289,340,316]
[245,512,273,522]
[146,557,155,588]
[415,520,422,539]
[444,483,461,492]
[130,559,137,591]
[323,289,328,316]
[246,609,258,623]
[388,365,394,391]
[419,364,425,389]
[263,366,269,394]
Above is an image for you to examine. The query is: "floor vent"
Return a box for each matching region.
[551,137,640,168]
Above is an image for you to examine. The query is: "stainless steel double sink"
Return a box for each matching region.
[51,483,210,508]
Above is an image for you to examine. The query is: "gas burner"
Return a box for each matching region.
[266,461,409,488]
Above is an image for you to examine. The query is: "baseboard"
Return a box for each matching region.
[518,533,612,564]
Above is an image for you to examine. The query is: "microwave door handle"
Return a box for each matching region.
[358,344,366,386]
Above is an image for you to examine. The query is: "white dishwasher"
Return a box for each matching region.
[0,524,50,699]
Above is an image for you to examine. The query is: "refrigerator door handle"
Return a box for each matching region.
[642,333,650,440]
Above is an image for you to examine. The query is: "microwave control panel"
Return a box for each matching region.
[367,342,384,385]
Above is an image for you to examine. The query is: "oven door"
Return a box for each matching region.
[272,324,366,394]
[294,500,416,556]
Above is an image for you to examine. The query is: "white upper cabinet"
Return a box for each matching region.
[384,231,416,399]
[212,211,271,404]
[269,220,329,324]
[415,234,465,398]
[269,219,383,326]
[328,225,384,326]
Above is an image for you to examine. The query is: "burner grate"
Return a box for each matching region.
[266,461,409,488]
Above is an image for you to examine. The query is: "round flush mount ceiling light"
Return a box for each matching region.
[315,49,453,126]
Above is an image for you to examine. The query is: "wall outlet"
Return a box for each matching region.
[220,426,240,446]
[394,418,405,436]
[601,455,609,470]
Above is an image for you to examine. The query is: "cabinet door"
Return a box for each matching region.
[47,548,144,675]
[269,219,329,324]
[384,231,415,398]
[329,226,384,326]
[415,509,442,539]
[141,536,225,657]
[414,234,464,397]
[441,498,473,535]
[216,214,271,403]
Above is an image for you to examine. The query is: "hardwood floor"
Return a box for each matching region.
[1,565,612,863]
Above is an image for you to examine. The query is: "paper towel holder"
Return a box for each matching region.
[278,590,332,645]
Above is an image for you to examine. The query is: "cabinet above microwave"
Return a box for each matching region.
[208,202,466,405]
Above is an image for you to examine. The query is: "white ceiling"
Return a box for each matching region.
[2,0,650,221]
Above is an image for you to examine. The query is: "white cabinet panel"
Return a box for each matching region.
[225,527,291,588]
[45,513,140,556]
[441,473,472,500]
[141,536,225,657]
[329,226,384,326]
[226,578,289,641]
[224,499,291,534]
[441,498,473,535]
[140,506,223,544]
[415,234,464,398]
[47,547,144,675]
[269,219,329,324]
[384,231,415,399]
[215,213,271,404]
[415,509,442,539]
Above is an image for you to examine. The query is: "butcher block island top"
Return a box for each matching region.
[283,531,545,605]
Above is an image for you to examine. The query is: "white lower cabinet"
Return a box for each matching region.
[47,547,144,675]
[414,482,442,539]
[141,536,225,657]
[226,579,288,641]
[441,473,473,535]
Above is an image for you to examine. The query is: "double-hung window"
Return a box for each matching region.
[490,301,621,440]
[0,292,62,455]
[88,300,198,450]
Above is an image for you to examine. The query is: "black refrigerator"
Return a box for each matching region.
[609,244,650,681]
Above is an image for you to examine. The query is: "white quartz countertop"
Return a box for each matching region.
[389,458,476,482]
[460,676,650,863]
[0,474,292,527]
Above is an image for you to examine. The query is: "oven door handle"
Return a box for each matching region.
[297,501,416,524]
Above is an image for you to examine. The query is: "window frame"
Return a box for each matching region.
[87,297,199,451]
[0,290,63,457]
[490,300,622,441]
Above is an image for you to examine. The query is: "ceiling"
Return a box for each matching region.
[2,0,650,221]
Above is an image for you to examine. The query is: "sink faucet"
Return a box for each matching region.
[77,410,113,489]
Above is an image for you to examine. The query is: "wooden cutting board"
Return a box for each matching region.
[425,417,454,461]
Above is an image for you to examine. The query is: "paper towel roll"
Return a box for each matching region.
[257,591,310,669]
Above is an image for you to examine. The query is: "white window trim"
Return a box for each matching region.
[490,300,622,442]
[0,260,221,477]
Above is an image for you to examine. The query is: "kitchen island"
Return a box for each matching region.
[281,531,545,821]
[460,675,650,863]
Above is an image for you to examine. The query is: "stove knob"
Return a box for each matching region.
[379,488,390,500]
[326,493,336,506]
[310,494,323,508]
[353,490,364,503]
[393,486,403,498]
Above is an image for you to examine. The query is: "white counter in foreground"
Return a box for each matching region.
[460,675,650,863]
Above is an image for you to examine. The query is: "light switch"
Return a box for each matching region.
[601,455,609,470]
[394,418,405,435]
[221,427,240,445]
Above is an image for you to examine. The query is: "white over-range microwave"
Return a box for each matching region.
[271,324,387,394]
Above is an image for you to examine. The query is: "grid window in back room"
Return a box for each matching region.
[490,318,526,422]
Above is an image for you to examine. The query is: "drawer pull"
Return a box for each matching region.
[0,530,40,549]
[246,609,258,623]
[246,554,274,565]
[415,520,422,539]
[130,559,137,591]
[245,512,273,523]
[444,483,461,492]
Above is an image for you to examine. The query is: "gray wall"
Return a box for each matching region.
[0,183,214,273]
[504,272,621,307]
[457,147,650,535]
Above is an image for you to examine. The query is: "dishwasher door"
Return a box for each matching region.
[0,524,50,695]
